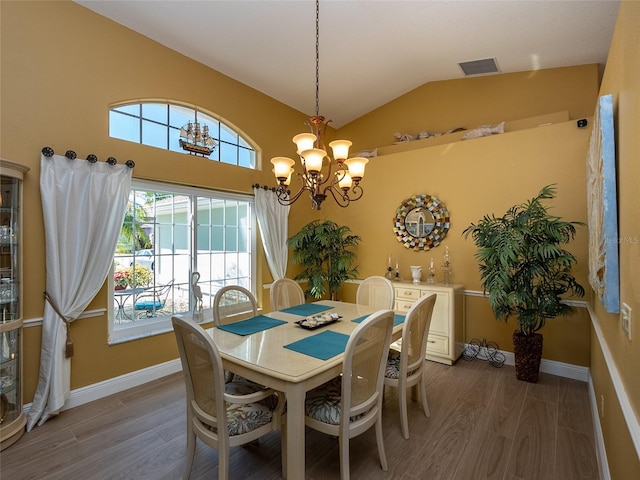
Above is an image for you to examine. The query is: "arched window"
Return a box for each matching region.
[109,102,256,168]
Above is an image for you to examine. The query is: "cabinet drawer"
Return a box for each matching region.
[426,334,449,355]
[395,287,422,301]
[395,300,414,313]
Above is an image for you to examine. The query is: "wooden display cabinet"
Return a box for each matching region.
[0,159,29,450]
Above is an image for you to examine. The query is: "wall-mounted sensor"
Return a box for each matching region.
[577,119,588,128]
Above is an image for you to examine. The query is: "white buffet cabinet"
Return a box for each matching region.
[393,281,465,365]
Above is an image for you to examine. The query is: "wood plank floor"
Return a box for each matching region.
[0,359,600,480]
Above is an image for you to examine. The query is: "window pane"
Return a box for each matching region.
[225,228,238,250]
[109,102,255,168]
[142,120,167,149]
[238,148,254,168]
[169,126,182,153]
[220,143,238,166]
[220,123,237,144]
[169,105,192,128]
[113,104,140,116]
[142,103,168,123]
[226,203,238,226]
[211,200,224,225]
[212,226,224,250]
[110,111,140,143]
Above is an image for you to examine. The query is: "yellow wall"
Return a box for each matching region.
[589,1,640,477]
[338,64,599,154]
[0,1,310,400]
[3,3,639,474]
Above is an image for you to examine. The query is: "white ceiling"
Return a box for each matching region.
[76,0,620,128]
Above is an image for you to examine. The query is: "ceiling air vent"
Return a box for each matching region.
[458,58,500,76]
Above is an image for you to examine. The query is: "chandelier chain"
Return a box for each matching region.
[315,0,320,117]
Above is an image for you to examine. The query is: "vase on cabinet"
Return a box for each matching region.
[410,265,422,284]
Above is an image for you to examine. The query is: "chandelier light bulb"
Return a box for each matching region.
[344,157,369,181]
[300,148,326,173]
[271,157,295,182]
[293,133,317,154]
[337,170,353,190]
[329,140,352,161]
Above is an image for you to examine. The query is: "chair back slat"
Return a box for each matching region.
[356,276,395,309]
[404,294,437,369]
[172,316,225,433]
[270,278,305,311]
[213,285,257,326]
[343,309,394,416]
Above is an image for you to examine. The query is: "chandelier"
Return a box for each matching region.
[270,0,368,210]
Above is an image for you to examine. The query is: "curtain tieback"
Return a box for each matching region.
[44,291,74,358]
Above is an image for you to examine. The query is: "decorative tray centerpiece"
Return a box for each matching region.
[295,312,342,330]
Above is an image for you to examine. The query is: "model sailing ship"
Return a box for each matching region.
[179,121,216,157]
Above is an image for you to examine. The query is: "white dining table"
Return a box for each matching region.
[205,300,403,480]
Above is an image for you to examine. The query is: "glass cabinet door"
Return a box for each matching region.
[0,328,20,425]
[1,174,20,322]
[0,159,28,450]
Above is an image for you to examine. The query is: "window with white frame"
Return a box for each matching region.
[109,102,256,168]
[109,179,256,344]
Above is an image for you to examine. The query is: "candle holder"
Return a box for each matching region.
[426,257,436,284]
[441,246,453,285]
[385,254,394,280]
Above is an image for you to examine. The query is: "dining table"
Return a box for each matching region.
[205,300,405,479]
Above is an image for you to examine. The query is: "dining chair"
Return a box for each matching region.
[213,285,257,326]
[384,293,436,439]
[213,285,260,383]
[134,279,174,317]
[270,277,305,311]
[356,276,395,309]
[172,315,284,480]
[304,309,395,480]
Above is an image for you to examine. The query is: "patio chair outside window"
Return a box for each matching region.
[134,279,174,317]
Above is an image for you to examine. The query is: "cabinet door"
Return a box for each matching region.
[425,291,450,336]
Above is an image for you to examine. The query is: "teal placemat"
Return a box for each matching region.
[280,303,334,316]
[352,313,405,326]
[217,315,287,336]
[284,330,350,360]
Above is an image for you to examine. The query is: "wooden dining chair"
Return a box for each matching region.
[356,276,395,309]
[270,278,305,311]
[171,315,284,480]
[304,309,395,480]
[213,285,257,326]
[384,293,436,439]
[213,285,264,384]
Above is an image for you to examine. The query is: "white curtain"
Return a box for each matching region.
[254,187,289,280]
[27,153,132,430]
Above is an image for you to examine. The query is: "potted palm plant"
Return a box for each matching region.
[462,185,585,382]
[288,220,361,300]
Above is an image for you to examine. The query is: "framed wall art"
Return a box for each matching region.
[586,93,619,313]
[393,193,450,251]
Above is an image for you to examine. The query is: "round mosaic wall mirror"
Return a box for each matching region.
[393,194,450,251]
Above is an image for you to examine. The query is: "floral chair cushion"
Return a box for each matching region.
[385,350,418,380]
[220,380,278,437]
[305,376,368,425]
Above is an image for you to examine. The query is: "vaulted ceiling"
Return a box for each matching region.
[76,0,620,127]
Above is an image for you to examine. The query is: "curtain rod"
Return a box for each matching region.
[251,183,290,194]
[41,146,135,168]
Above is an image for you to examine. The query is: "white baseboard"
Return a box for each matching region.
[24,359,182,414]
[24,345,589,416]
[589,373,611,480]
[463,344,590,381]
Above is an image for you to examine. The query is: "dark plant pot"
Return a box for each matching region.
[114,285,126,291]
[512,331,543,383]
